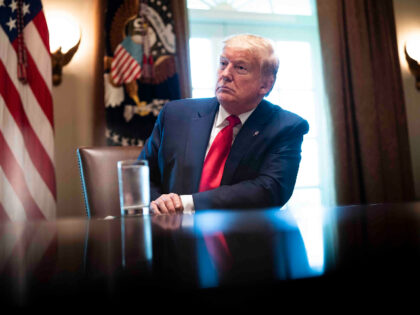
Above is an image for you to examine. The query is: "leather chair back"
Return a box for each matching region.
[77,146,143,218]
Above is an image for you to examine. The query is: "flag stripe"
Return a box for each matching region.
[0,29,54,162]
[114,57,136,83]
[112,58,141,85]
[0,224,25,272]
[0,61,56,199]
[24,21,52,90]
[3,224,37,273]
[26,50,54,126]
[116,51,132,72]
[0,95,55,219]
[124,68,141,84]
[112,45,124,61]
[111,51,127,71]
[0,132,45,220]
[114,55,134,78]
[26,224,57,272]
[0,168,27,221]
[113,44,123,57]
[126,71,141,84]
[0,202,9,221]
[121,58,139,80]
[32,10,50,52]
[112,50,131,75]
[12,41,54,127]
[124,63,141,82]
[113,45,129,66]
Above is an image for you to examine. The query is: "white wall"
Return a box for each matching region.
[393,0,420,199]
[43,0,98,217]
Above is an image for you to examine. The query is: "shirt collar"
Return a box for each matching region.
[216,104,257,128]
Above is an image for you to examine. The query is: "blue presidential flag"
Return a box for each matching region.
[104,0,181,146]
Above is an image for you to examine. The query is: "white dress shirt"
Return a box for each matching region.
[181,104,256,213]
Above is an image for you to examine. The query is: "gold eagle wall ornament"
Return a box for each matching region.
[51,37,81,86]
[405,44,420,90]
[106,0,177,116]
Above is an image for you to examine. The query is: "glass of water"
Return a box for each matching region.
[117,159,150,216]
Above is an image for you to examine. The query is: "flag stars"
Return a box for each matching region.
[23,2,30,15]
[9,0,17,12]
[0,0,5,8]
[112,133,120,144]
[6,16,16,31]
[121,137,129,146]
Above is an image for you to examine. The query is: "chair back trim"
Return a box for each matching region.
[77,148,91,217]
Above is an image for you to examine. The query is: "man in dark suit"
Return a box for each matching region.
[139,34,309,214]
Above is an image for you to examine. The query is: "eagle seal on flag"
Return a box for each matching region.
[104,0,180,146]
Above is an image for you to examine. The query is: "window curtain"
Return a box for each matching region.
[93,0,106,145]
[172,0,192,99]
[316,0,415,205]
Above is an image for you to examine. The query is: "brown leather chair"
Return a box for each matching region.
[77,146,143,218]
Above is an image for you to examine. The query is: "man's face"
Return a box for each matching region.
[215,47,271,114]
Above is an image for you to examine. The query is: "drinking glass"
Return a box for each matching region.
[117,159,150,216]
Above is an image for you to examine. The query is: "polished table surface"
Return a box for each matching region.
[1,202,420,310]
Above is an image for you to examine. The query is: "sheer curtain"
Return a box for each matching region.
[316,0,415,205]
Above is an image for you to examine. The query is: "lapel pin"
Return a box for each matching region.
[253,131,259,136]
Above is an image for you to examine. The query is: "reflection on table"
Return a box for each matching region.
[1,202,420,309]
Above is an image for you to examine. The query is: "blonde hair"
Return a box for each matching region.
[223,34,279,82]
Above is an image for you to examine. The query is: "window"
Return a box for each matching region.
[187,0,331,210]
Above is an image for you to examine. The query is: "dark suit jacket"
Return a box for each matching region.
[139,97,309,210]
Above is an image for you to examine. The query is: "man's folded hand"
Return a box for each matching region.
[150,193,184,214]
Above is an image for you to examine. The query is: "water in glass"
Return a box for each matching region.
[118,160,150,216]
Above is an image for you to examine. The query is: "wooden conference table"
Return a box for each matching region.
[1,202,420,310]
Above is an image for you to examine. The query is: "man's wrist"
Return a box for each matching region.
[180,195,195,214]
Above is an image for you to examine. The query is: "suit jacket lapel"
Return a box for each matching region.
[184,98,219,193]
[221,100,274,185]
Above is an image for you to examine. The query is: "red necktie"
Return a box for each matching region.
[203,231,233,271]
[199,115,240,272]
[199,115,241,192]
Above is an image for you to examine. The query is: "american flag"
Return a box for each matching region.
[111,38,142,85]
[0,0,56,220]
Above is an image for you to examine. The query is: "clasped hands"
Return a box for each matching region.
[150,193,184,215]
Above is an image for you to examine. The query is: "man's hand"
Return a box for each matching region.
[152,214,182,230]
[150,193,184,214]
